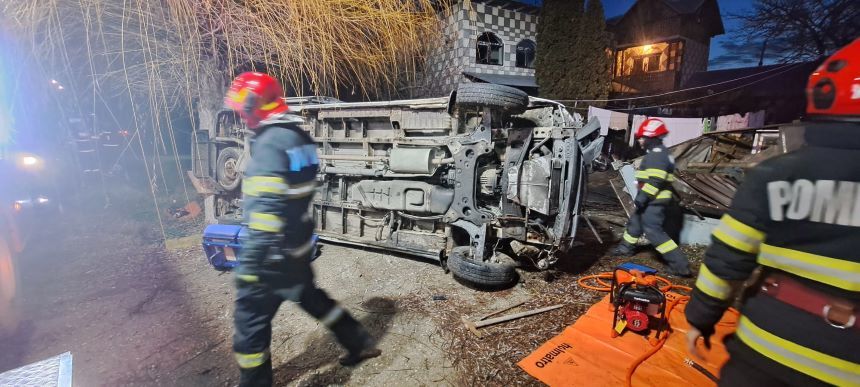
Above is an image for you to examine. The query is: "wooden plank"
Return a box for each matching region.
[697,174,737,199]
[472,304,565,328]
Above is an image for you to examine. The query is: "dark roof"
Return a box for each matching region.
[682,62,819,93]
[479,0,541,13]
[607,0,724,39]
[661,0,706,15]
[463,71,538,89]
[606,15,623,26]
[673,61,820,120]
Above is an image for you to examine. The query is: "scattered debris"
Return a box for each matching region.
[167,201,201,221]
[476,301,525,321]
[612,124,803,218]
[462,304,565,338]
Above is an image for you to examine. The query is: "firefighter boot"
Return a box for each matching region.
[663,247,692,277]
[612,242,635,257]
[237,357,273,387]
[327,311,382,366]
[613,230,640,257]
[339,336,382,366]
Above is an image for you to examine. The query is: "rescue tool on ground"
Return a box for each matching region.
[572,263,726,387]
[609,264,669,342]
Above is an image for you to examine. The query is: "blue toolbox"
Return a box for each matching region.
[202,224,245,271]
[617,262,658,275]
[202,224,320,271]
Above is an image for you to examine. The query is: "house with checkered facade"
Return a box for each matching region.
[417,0,724,99]
[419,0,542,98]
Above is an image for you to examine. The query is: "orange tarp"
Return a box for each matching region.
[518,293,738,387]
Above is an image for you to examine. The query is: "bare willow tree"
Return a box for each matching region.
[1,0,444,131]
[1,0,445,229]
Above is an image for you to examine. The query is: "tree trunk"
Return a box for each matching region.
[197,68,227,137]
[196,68,227,224]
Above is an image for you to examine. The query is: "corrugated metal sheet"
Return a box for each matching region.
[0,352,72,387]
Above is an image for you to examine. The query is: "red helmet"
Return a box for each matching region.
[224,72,289,129]
[806,38,860,121]
[635,118,668,138]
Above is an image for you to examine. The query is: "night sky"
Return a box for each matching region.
[603,0,758,70]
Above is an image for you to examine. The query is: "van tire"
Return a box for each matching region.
[447,247,517,288]
[453,83,529,114]
[216,147,242,191]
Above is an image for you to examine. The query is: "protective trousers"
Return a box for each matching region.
[232,255,371,387]
[621,204,690,275]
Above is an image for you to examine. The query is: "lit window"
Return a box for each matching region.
[476,32,504,66]
[515,39,536,68]
[644,53,662,72]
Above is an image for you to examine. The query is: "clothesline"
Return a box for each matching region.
[587,106,766,148]
[556,62,801,104]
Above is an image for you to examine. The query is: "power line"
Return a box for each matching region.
[610,63,803,111]
[555,62,801,104]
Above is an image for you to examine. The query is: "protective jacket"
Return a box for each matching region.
[685,123,860,386]
[618,141,690,276]
[232,117,374,387]
[633,142,676,208]
[238,118,317,272]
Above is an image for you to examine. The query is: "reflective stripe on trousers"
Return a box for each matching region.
[656,239,678,254]
[622,231,638,244]
[235,349,270,369]
[736,316,860,386]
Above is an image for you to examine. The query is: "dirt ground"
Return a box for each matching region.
[0,173,705,386]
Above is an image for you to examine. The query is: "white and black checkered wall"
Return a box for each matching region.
[419,1,539,98]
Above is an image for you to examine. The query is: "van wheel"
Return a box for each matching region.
[216,147,242,191]
[453,83,529,114]
[447,247,517,288]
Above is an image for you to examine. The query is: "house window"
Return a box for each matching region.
[644,53,662,72]
[633,57,645,75]
[476,32,503,66]
[616,42,671,77]
[515,39,536,68]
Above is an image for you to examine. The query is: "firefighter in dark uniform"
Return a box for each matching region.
[685,39,860,386]
[613,118,692,277]
[224,72,381,387]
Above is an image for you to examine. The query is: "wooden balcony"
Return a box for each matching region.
[613,70,679,94]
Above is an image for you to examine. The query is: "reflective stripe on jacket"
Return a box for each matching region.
[240,123,318,265]
[634,144,675,205]
[685,123,860,385]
